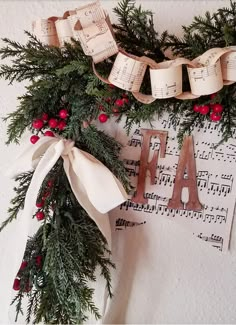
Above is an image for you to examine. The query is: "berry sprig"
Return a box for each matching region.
[35,179,54,221]
[13,256,43,292]
[12,179,53,291]
[98,86,130,123]
[193,93,224,122]
[30,109,69,143]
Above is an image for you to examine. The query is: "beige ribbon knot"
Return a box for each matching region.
[0,136,128,322]
[61,139,75,156]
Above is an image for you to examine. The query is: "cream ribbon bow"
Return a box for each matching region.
[7,136,128,247]
[0,136,128,323]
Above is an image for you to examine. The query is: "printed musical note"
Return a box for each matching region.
[32,19,60,46]
[190,64,218,82]
[221,51,236,82]
[188,61,222,96]
[150,65,183,99]
[197,232,224,251]
[108,52,147,92]
[115,218,146,231]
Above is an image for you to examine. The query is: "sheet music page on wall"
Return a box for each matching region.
[109,114,236,252]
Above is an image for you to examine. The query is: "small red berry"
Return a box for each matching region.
[36,211,45,221]
[30,135,40,144]
[47,180,53,187]
[210,112,221,122]
[199,105,210,115]
[99,113,109,123]
[193,104,201,112]
[59,109,68,119]
[20,261,28,270]
[42,191,50,200]
[105,97,111,103]
[13,278,21,291]
[48,118,58,129]
[98,104,105,111]
[32,119,44,130]
[122,98,129,104]
[122,93,128,98]
[210,93,217,100]
[212,103,223,114]
[36,255,43,267]
[42,113,49,121]
[36,201,44,208]
[109,84,115,89]
[115,99,124,107]
[44,130,54,137]
[57,120,66,130]
[112,108,120,116]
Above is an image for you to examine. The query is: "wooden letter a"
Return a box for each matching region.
[132,129,168,204]
[168,136,202,211]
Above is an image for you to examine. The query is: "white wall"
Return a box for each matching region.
[0,0,235,324]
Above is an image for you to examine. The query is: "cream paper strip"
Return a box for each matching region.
[32,1,118,63]
[32,18,60,47]
[221,47,236,84]
[108,51,147,92]
[33,2,236,103]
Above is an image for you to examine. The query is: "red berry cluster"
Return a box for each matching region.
[35,179,54,221]
[30,109,69,144]
[193,94,223,122]
[13,255,43,292]
[13,277,31,292]
[98,91,129,123]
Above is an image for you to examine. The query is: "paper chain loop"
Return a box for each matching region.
[33,0,236,103]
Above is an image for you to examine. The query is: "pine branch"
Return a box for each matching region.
[11,292,24,322]
[177,112,205,148]
[26,290,40,324]
[113,0,167,61]
[165,1,236,58]
[0,171,33,232]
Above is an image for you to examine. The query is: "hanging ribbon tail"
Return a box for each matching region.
[63,148,128,248]
[71,149,128,213]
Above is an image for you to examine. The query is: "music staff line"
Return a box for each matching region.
[120,201,228,225]
[196,232,223,251]
[115,218,147,231]
[125,161,234,197]
[128,129,236,163]
[189,63,218,82]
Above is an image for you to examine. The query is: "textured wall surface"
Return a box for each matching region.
[0,0,236,324]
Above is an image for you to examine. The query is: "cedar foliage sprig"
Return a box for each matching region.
[165,0,236,58]
[0,171,33,232]
[113,0,168,61]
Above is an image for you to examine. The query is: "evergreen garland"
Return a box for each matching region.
[1,0,236,323]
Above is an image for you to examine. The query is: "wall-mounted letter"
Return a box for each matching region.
[132,129,168,204]
[168,136,202,211]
